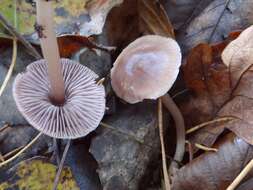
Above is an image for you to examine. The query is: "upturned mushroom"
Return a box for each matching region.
[111,35,185,173]
[13,0,105,189]
[13,0,105,139]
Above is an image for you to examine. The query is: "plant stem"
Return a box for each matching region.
[158,98,171,190]
[227,158,253,190]
[36,0,65,104]
[0,132,42,168]
[53,139,71,190]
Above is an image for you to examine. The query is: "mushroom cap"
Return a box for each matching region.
[13,58,105,139]
[111,35,182,104]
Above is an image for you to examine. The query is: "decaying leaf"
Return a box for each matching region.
[162,0,213,30]
[181,32,239,148]
[222,26,253,89]
[178,0,253,54]
[216,25,253,145]
[172,133,253,190]
[106,0,174,49]
[0,157,79,190]
[0,0,123,38]
[184,25,253,147]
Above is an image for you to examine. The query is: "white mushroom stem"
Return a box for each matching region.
[36,0,65,104]
[161,94,185,170]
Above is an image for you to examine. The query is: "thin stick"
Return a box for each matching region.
[0,37,17,96]
[158,98,171,190]
[0,132,42,167]
[161,94,185,169]
[185,140,193,162]
[186,117,235,134]
[53,139,71,190]
[0,13,41,59]
[3,146,24,159]
[36,0,65,104]
[0,123,10,133]
[195,143,218,152]
[0,153,4,162]
[227,159,253,190]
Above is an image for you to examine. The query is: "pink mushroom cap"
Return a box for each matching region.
[13,58,105,139]
[111,35,182,103]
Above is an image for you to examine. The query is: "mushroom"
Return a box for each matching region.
[111,35,185,172]
[13,58,105,139]
[13,0,105,189]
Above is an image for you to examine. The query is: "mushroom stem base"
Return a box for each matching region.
[161,94,185,171]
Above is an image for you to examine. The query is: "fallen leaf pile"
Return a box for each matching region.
[174,25,253,189]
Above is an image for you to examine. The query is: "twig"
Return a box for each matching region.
[0,37,17,96]
[185,140,193,162]
[172,89,188,99]
[195,143,218,152]
[227,159,253,190]
[0,123,10,133]
[0,132,42,167]
[158,98,171,190]
[0,13,41,59]
[3,145,24,159]
[53,139,71,190]
[186,117,235,134]
[0,153,4,162]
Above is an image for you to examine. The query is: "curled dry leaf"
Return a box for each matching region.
[172,133,253,190]
[218,25,253,145]
[181,31,239,148]
[184,25,253,147]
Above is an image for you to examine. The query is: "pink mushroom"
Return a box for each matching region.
[13,58,105,139]
[13,1,106,189]
[111,35,185,170]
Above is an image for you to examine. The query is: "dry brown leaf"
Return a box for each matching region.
[106,0,174,48]
[181,32,240,149]
[57,35,115,57]
[178,0,253,54]
[216,25,253,145]
[172,133,253,190]
[222,26,253,89]
[184,26,253,147]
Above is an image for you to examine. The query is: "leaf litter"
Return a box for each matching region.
[1,0,253,190]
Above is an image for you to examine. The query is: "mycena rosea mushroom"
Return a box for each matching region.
[111,35,185,173]
[13,0,105,139]
[13,0,105,189]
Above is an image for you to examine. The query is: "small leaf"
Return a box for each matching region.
[172,133,253,190]
[0,157,79,190]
